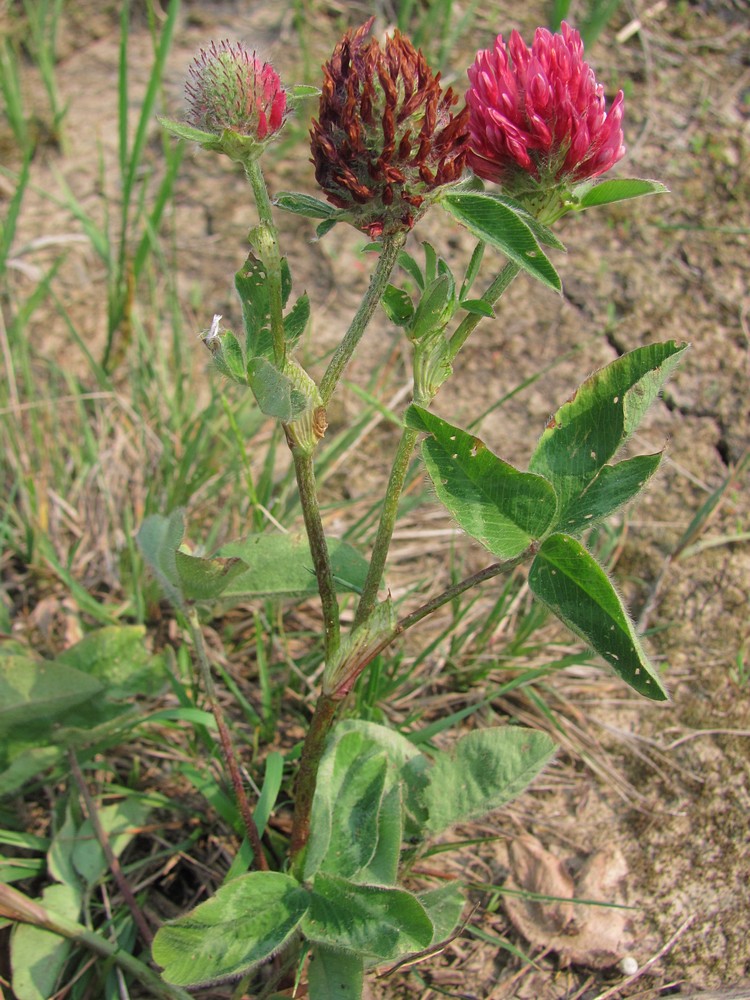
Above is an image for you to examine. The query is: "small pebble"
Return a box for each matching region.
[619,956,638,975]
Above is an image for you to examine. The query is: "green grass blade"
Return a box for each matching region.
[0,156,32,279]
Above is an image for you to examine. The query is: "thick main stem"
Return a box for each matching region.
[289,693,339,864]
[319,231,407,406]
[292,448,340,661]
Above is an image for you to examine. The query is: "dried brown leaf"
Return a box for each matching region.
[503,834,634,969]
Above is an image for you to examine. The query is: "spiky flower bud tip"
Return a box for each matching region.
[185,40,287,143]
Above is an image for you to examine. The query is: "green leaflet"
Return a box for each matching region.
[407,406,557,558]
[529,341,688,514]
[571,177,669,210]
[424,728,556,834]
[528,533,668,700]
[302,874,433,961]
[152,871,310,987]
[439,192,561,291]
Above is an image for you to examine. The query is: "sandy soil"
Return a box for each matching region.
[2,0,749,997]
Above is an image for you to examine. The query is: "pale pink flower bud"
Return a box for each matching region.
[466,22,625,197]
[186,40,286,141]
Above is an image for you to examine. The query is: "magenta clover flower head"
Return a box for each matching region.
[185,40,287,142]
[466,22,625,204]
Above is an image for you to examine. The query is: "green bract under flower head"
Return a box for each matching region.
[310,18,469,239]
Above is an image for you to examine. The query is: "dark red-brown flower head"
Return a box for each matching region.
[186,40,287,142]
[310,19,469,239]
[466,22,625,215]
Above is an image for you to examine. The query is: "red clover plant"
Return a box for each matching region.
[146,20,680,998]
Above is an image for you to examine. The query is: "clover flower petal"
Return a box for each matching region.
[466,22,625,197]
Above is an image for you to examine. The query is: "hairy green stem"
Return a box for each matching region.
[289,693,339,864]
[354,550,536,681]
[244,157,286,368]
[396,547,535,635]
[0,884,192,1000]
[448,260,521,360]
[319,230,407,406]
[354,424,420,628]
[186,608,268,871]
[354,261,523,630]
[292,448,340,661]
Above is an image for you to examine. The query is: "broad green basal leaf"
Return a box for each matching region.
[136,509,186,607]
[418,884,466,944]
[73,799,151,886]
[364,783,402,887]
[55,625,167,698]
[308,945,363,1000]
[528,533,667,700]
[306,733,388,881]
[302,873,433,961]
[304,722,406,886]
[152,871,309,988]
[11,883,80,1000]
[407,405,557,558]
[424,728,556,834]
[0,654,102,740]
[331,720,430,844]
[137,511,247,604]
